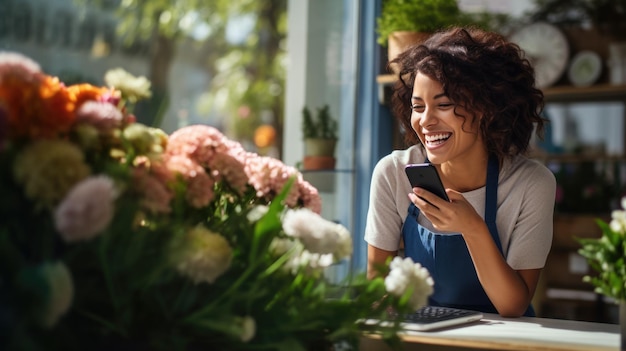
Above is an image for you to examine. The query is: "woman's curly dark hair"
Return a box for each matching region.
[390,27,546,162]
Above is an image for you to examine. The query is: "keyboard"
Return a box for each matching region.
[400,306,483,331]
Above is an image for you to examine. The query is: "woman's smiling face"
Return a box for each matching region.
[410,72,485,165]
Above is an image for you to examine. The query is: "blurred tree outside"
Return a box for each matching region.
[75,0,286,156]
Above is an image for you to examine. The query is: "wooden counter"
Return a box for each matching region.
[360,313,620,351]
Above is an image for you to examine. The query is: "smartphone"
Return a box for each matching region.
[404,163,450,202]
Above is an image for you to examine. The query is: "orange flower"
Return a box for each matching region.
[0,75,75,139]
[38,76,75,135]
[67,83,111,109]
[0,75,38,138]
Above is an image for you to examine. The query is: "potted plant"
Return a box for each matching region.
[376,0,501,68]
[301,104,338,170]
[577,196,626,348]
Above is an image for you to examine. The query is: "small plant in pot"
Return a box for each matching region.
[302,104,338,170]
[376,0,505,67]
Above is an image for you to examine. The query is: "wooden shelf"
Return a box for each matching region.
[530,153,626,163]
[544,84,626,103]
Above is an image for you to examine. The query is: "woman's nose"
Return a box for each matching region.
[419,107,437,128]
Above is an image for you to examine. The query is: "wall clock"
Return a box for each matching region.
[509,22,570,89]
[568,50,602,87]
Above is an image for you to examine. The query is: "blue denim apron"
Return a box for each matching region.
[402,157,534,316]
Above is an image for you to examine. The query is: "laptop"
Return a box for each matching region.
[361,306,484,332]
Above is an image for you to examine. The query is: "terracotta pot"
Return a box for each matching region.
[303,156,336,171]
[387,31,431,73]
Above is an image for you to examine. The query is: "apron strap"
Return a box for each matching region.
[485,155,503,253]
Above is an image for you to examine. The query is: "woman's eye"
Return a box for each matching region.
[439,103,453,108]
[411,104,424,111]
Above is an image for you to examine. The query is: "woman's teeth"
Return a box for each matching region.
[425,133,451,145]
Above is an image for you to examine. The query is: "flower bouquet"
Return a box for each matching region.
[0,52,434,351]
[578,197,626,302]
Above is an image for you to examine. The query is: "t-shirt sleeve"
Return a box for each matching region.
[364,154,405,252]
[506,161,556,270]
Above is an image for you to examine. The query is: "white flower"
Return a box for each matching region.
[173,226,233,284]
[610,207,626,235]
[332,224,353,260]
[269,237,298,256]
[247,205,269,222]
[104,68,152,103]
[282,208,353,260]
[238,315,256,342]
[293,251,334,271]
[385,257,434,311]
[39,261,74,328]
[621,196,626,212]
[269,238,333,275]
[54,176,118,242]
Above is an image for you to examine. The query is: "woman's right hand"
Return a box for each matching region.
[409,188,484,234]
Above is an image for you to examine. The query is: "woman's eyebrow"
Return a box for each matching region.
[411,93,447,101]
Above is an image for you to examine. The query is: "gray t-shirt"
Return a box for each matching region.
[364,145,556,270]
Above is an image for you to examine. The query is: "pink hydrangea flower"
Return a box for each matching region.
[54,175,118,242]
[208,152,248,194]
[245,155,299,204]
[296,178,322,214]
[164,154,215,208]
[166,124,229,165]
[186,170,216,208]
[131,166,174,214]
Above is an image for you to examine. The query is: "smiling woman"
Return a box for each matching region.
[365,26,556,318]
